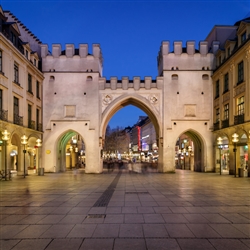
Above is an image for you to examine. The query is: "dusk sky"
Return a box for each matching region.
[1,0,249,128]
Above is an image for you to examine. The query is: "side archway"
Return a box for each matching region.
[176,129,206,172]
[56,130,86,172]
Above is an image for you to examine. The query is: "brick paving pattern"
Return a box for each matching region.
[0,169,249,249]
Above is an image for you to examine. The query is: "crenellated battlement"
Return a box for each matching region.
[41,43,103,76]
[157,40,216,75]
[99,76,163,90]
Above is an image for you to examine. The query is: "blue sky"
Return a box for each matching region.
[1,0,249,128]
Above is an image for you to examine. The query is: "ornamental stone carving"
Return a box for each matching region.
[103,94,113,105]
[149,94,158,104]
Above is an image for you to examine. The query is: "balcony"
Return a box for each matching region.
[0,109,8,121]
[28,120,36,130]
[222,119,229,129]
[213,121,220,131]
[37,123,43,132]
[234,114,244,125]
[14,114,23,126]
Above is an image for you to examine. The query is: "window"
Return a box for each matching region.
[36,81,40,98]
[11,32,16,45]
[14,63,19,83]
[237,96,244,115]
[28,104,32,127]
[36,108,40,130]
[218,56,221,65]
[0,89,2,110]
[0,50,2,72]
[28,74,32,93]
[215,80,220,98]
[216,108,220,122]
[25,50,29,59]
[13,96,19,117]
[224,104,229,120]
[224,73,229,93]
[238,61,244,84]
[34,59,36,66]
[241,32,246,44]
[227,47,230,57]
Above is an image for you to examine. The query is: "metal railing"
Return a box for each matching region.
[234,114,244,125]
[28,120,35,130]
[0,109,8,121]
[222,119,229,129]
[213,121,220,131]
[37,123,43,132]
[14,113,23,126]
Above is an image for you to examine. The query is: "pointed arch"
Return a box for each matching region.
[100,94,162,140]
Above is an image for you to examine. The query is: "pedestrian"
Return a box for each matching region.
[128,160,132,173]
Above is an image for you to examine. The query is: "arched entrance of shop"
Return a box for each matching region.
[175,130,205,172]
[100,95,162,171]
[57,130,86,172]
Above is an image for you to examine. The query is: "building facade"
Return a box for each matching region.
[0,7,43,177]
[211,18,250,176]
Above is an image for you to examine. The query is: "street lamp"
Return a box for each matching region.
[183,148,186,170]
[21,135,28,178]
[232,133,239,177]
[36,139,42,175]
[217,137,223,175]
[2,129,10,180]
[188,146,192,170]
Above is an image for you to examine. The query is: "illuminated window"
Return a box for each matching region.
[237,96,244,115]
[224,104,229,120]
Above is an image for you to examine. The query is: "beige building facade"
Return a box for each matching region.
[0,7,43,177]
[211,18,250,176]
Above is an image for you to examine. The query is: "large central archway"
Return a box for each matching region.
[100,94,162,170]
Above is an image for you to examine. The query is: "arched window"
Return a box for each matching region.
[202,74,209,80]
[172,74,178,80]
[50,76,55,80]
[87,76,92,81]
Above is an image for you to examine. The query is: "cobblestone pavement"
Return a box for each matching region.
[0,169,250,250]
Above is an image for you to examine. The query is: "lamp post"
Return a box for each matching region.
[21,135,28,178]
[36,138,42,175]
[2,129,10,180]
[188,146,192,170]
[217,137,222,175]
[183,148,186,170]
[178,149,181,169]
[232,133,239,177]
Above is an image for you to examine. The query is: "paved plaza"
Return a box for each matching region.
[0,169,250,250]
